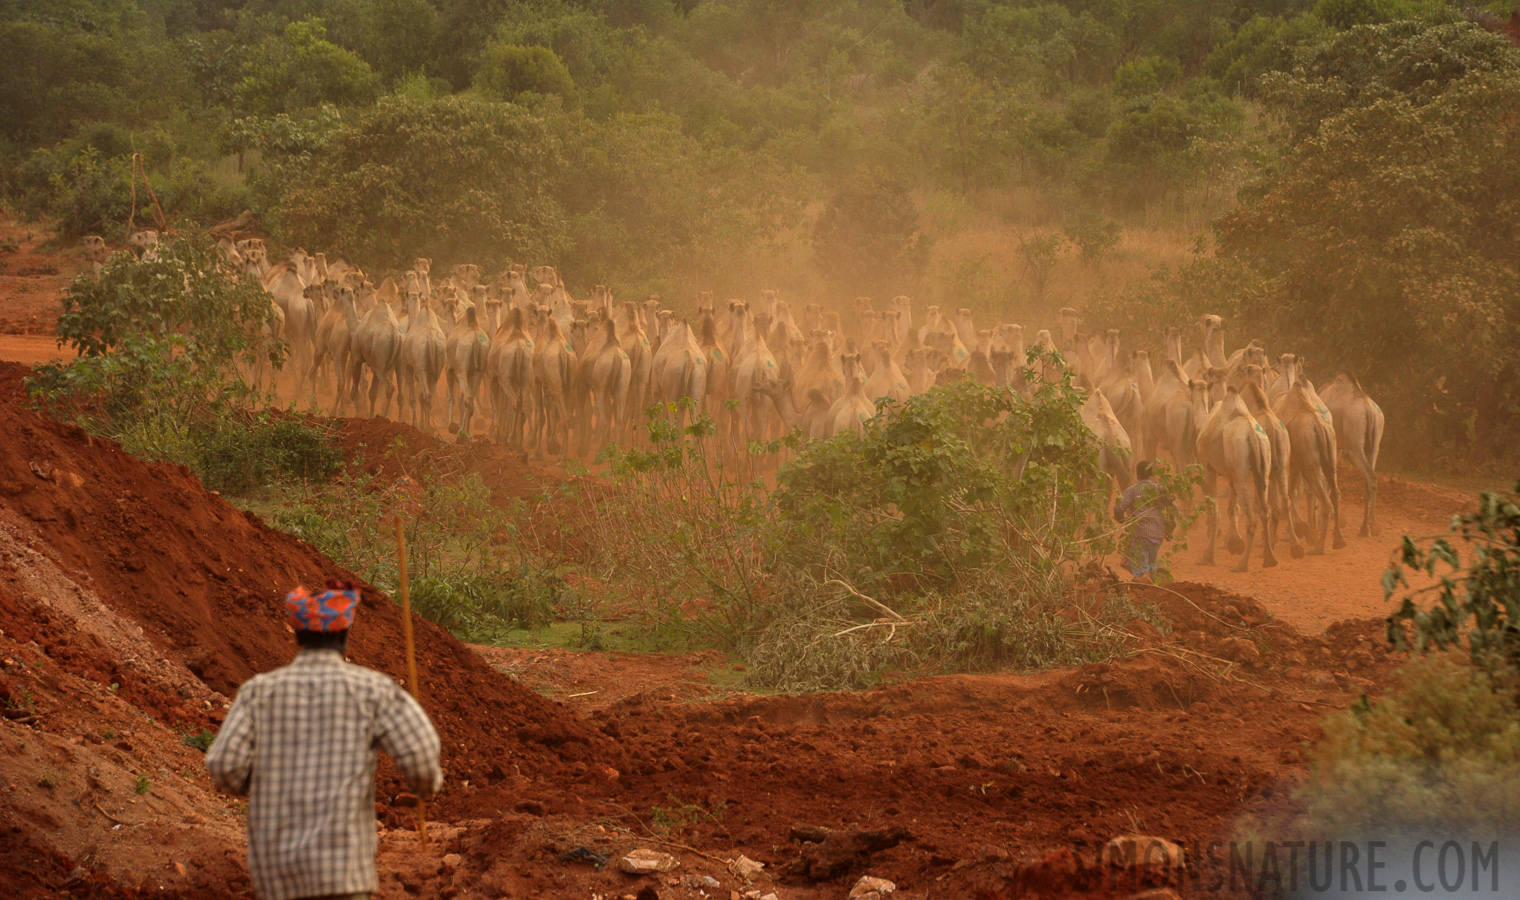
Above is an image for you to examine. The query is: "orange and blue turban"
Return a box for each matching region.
[285,580,359,633]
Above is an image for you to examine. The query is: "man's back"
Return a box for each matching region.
[207,650,442,900]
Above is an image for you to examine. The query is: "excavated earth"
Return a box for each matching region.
[0,226,1467,899]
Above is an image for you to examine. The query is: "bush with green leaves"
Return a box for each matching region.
[474,43,577,103]
[585,370,1193,690]
[26,237,340,494]
[1385,480,1520,668]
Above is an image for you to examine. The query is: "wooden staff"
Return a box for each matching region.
[394,516,428,849]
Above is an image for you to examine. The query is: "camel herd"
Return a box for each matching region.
[88,233,1387,573]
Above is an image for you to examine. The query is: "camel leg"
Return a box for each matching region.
[1199,469,1219,566]
[1231,478,1255,573]
[1278,478,1303,560]
[445,370,460,434]
[1225,482,1245,556]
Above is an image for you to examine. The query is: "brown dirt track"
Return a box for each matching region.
[0,220,1472,899]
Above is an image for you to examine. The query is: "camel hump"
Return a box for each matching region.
[601,316,620,345]
[1337,371,1366,395]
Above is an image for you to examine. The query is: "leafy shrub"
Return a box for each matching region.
[236,18,379,115]
[1386,480,1520,667]
[180,728,217,752]
[1273,653,1520,837]
[587,372,1195,691]
[475,43,577,102]
[191,415,343,495]
[411,568,560,641]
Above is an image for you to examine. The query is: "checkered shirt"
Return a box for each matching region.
[205,649,443,900]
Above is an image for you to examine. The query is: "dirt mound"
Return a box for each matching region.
[335,414,563,504]
[0,360,620,893]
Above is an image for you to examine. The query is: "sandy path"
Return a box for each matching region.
[1164,474,1469,634]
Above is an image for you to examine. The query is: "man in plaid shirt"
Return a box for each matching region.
[207,581,443,900]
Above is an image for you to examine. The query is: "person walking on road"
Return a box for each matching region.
[207,580,443,900]
[1114,460,1174,582]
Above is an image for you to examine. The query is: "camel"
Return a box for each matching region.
[1143,360,1205,473]
[412,257,432,298]
[795,331,846,408]
[852,298,875,342]
[444,302,489,438]
[890,296,913,344]
[347,284,404,418]
[1184,315,1226,377]
[649,318,707,434]
[924,328,971,369]
[263,264,317,404]
[1319,372,1385,537]
[81,236,110,277]
[614,302,653,433]
[400,291,447,431]
[1275,379,1347,555]
[696,314,731,423]
[1195,386,1275,572]
[127,230,160,260]
[1268,353,1302,403]
[578,318,632,456]
[1079,383,1134,489]
[1098,352,1145,461]
[499,265,531,312]
[824,374,876,439]
[1131,351,1155,402]
[532,318,576,459]
[966,331,997,387]
[1163,327,1184,366]
[309,284,357,416]
[487,307,537,450]
[862,340,910,403]
[1238,371,1303,560]
[729,315,781,450]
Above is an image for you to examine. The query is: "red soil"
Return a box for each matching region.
[0,229,1464,898]
[0,353,1410,897]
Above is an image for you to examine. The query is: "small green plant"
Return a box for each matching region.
[179,728,217,752]
[133,774,151,795]
[37,771,62,789]
[650,795,726,832]
[103,730,116,740]
[5,689,37,714]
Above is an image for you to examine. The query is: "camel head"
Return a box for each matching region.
[879,309,899,331]
[529,265,558,287]
[869,339,893,365]
[81,235,108,259]
[801,302,822,331]
[128,230,160,260]
[823,310,841,335]
[991,323,1024,354]
[935,366,967,386]
[975,329,992,356]
[454,264,480,289]
[751,376,789,400]
[1057,308,1079,344]
[840,352,864,381]
[853,297,874,318]
[891,295,912,314]
[536,283,557,303]
[413,258,432,278]
[570,319,590,350]
[1242,341,1267,370]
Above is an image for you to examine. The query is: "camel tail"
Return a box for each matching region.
[1251,429,1270,509]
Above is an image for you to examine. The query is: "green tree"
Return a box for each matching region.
[275,96,568,270]
[812,167,931,300]
[1260,21,1517,141]
[236,17,380,115]
[474,43,577,102]
[1219,68,1520,457]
